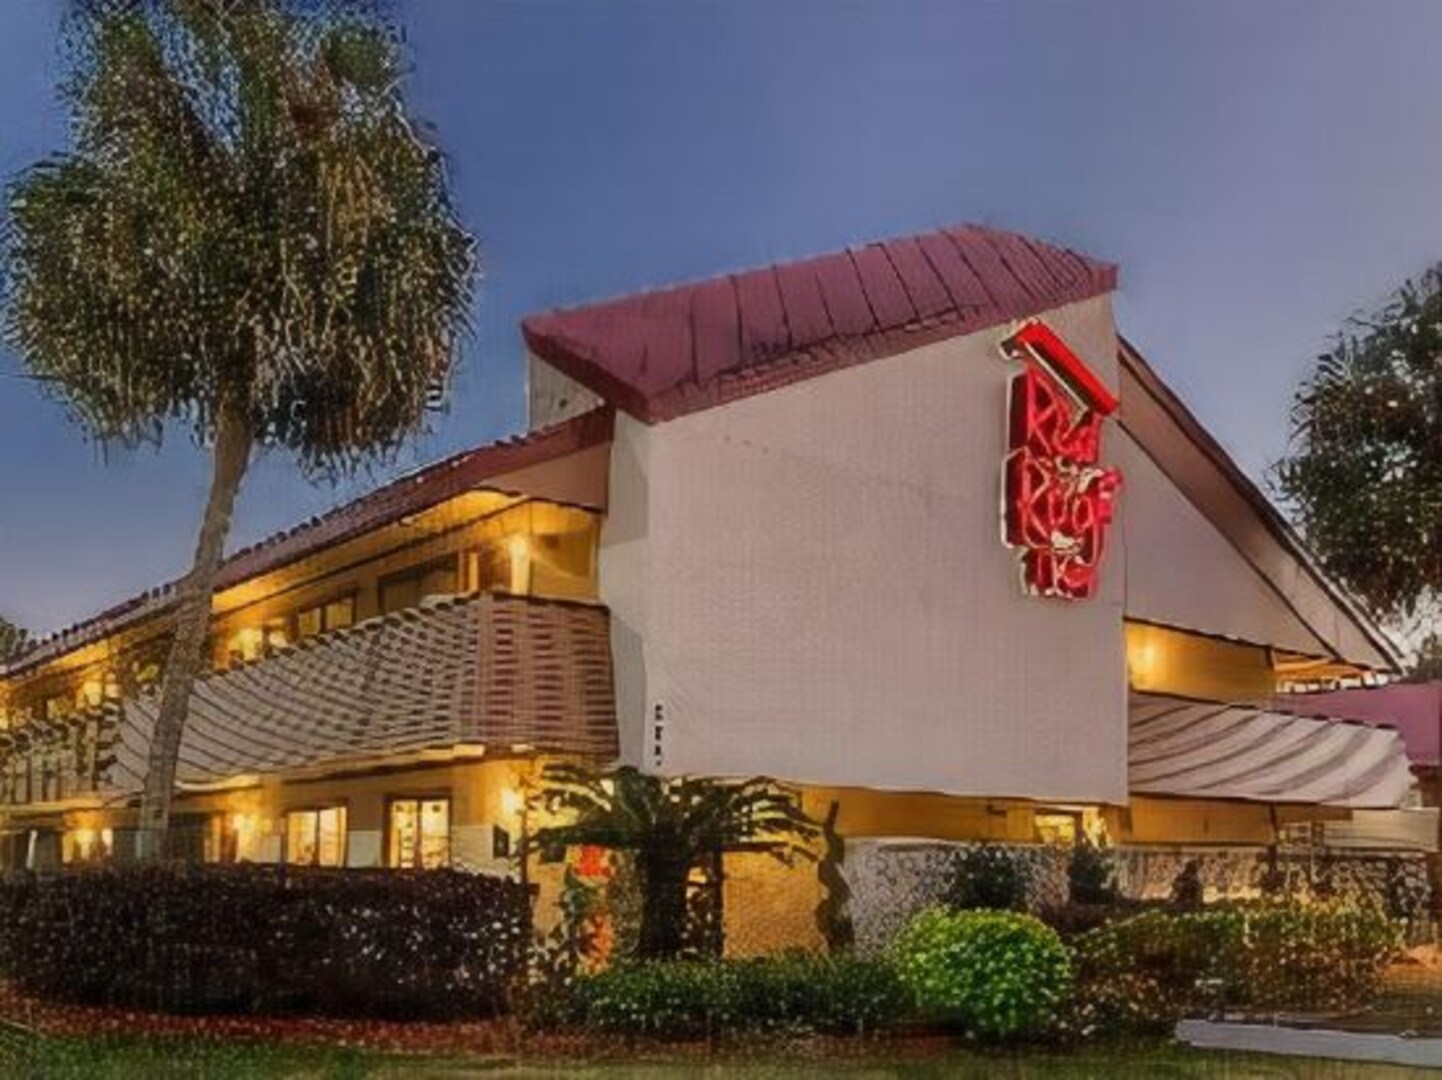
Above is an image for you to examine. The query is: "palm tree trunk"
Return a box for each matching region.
[135,405,250,860]
[637,849,690,960]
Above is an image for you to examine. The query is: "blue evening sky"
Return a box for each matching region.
[3,0,1442,633]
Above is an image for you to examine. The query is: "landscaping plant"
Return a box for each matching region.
[0,865,527,1020]
[560,952,906,1038]
[1,0,475,856]
[534,764,817,960]
[944,843,1031,912]
[1071,901,1404,1034]
[814,800,856,953]
[890,908,1072,1041]
[1066,838,1118,906]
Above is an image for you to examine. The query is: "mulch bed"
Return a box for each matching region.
[0,982,524,1057]
[0,981,959,1063]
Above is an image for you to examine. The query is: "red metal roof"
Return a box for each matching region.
[1281,683,1442,768]
[523,223,1117,424]
[2,408,614,678]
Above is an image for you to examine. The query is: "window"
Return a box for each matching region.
[380,560,458,615]
[43,694,74,722]
[1034,812,1081,845]
[387,797,451,869]
[295,594,356,640]
[285,806,347,867]
[226,617,289,667]
[62,827,113,864]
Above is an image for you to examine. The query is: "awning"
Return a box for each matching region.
[104,592,618,793]
[1129,693,1416,809]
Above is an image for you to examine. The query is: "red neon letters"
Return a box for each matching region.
[1001,323,1121,600]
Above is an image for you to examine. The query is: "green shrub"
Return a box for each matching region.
[944,844,1031,912]
[1072,901,1403,1034]
[0,865,529,1020]
[563,952,906,1038]
[890,908,1072,1041]
[1066,840,1118,906]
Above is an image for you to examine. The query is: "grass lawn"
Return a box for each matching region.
[4,1033,1439,1080]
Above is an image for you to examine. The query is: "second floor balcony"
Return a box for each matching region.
[0,591,618,811]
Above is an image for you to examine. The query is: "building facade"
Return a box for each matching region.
[0,223,1431,950]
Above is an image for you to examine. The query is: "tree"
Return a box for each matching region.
[0,617,29,665]
[1275,266,1442,634]
[534,764,817,960]
[1,0,474,856]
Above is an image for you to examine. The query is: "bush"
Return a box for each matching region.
[1072,901,1403,1034]
[944,844,1030,912]
[1038,898,1160,939]
[561,952,907,1038]
[1066,840,1117,906]
[890,908,1072,1041]
[0,864,530,1020]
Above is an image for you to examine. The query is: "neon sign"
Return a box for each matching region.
[1000,322,1121,600]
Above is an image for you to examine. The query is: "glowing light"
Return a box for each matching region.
[80,679,104,708]
[500,787,524,818]
[507,534,532,594]
[1001,322,1121,600]
[231,627,265,662]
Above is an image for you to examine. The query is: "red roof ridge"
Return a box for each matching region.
[523,222,1117,424]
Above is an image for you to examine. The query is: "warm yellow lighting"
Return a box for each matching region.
[266,628,289,651]
[80,679,103,708]
[507,534,533,594]
[231,627,265,662]
[500,787,524,818]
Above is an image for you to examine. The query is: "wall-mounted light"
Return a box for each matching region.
[507,535,532,594]
[500,786,524,818]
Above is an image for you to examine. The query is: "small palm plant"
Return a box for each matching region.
[534,763,818,960]
[2,1,474,855]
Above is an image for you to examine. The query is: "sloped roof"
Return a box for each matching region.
[2,408,614,679]
[1118,338,1401,672]
[102,591,617,792]
[522,223,1117,424]
[1129,693,1415,808]
[1281,682,1442,768]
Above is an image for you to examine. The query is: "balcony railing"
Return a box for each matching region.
[0,592,617,808]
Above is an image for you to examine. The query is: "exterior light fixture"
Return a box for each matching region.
[507,535,532,594]
[500,786,524,818]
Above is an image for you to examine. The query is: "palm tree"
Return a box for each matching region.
[535,763,818,960]
[1,1,474,856]
[0,617,28,665]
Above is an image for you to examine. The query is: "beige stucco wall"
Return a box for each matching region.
[528,354,604,429]
[1117,432,1334,658]
[597,295,1130,805]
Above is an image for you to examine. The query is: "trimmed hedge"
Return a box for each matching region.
[553,952,907,1038]
[0,864,530,1020]
[1072,901,1403,1033]
[890,908,1072,1041]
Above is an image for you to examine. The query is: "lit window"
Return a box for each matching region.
[63,827,113,864]
[388,797,451,869]
[227,627,266,666]
[285,806,347,867]
[380,562,458,615]
[1035,812,1080,845]
[295,595,356,640]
